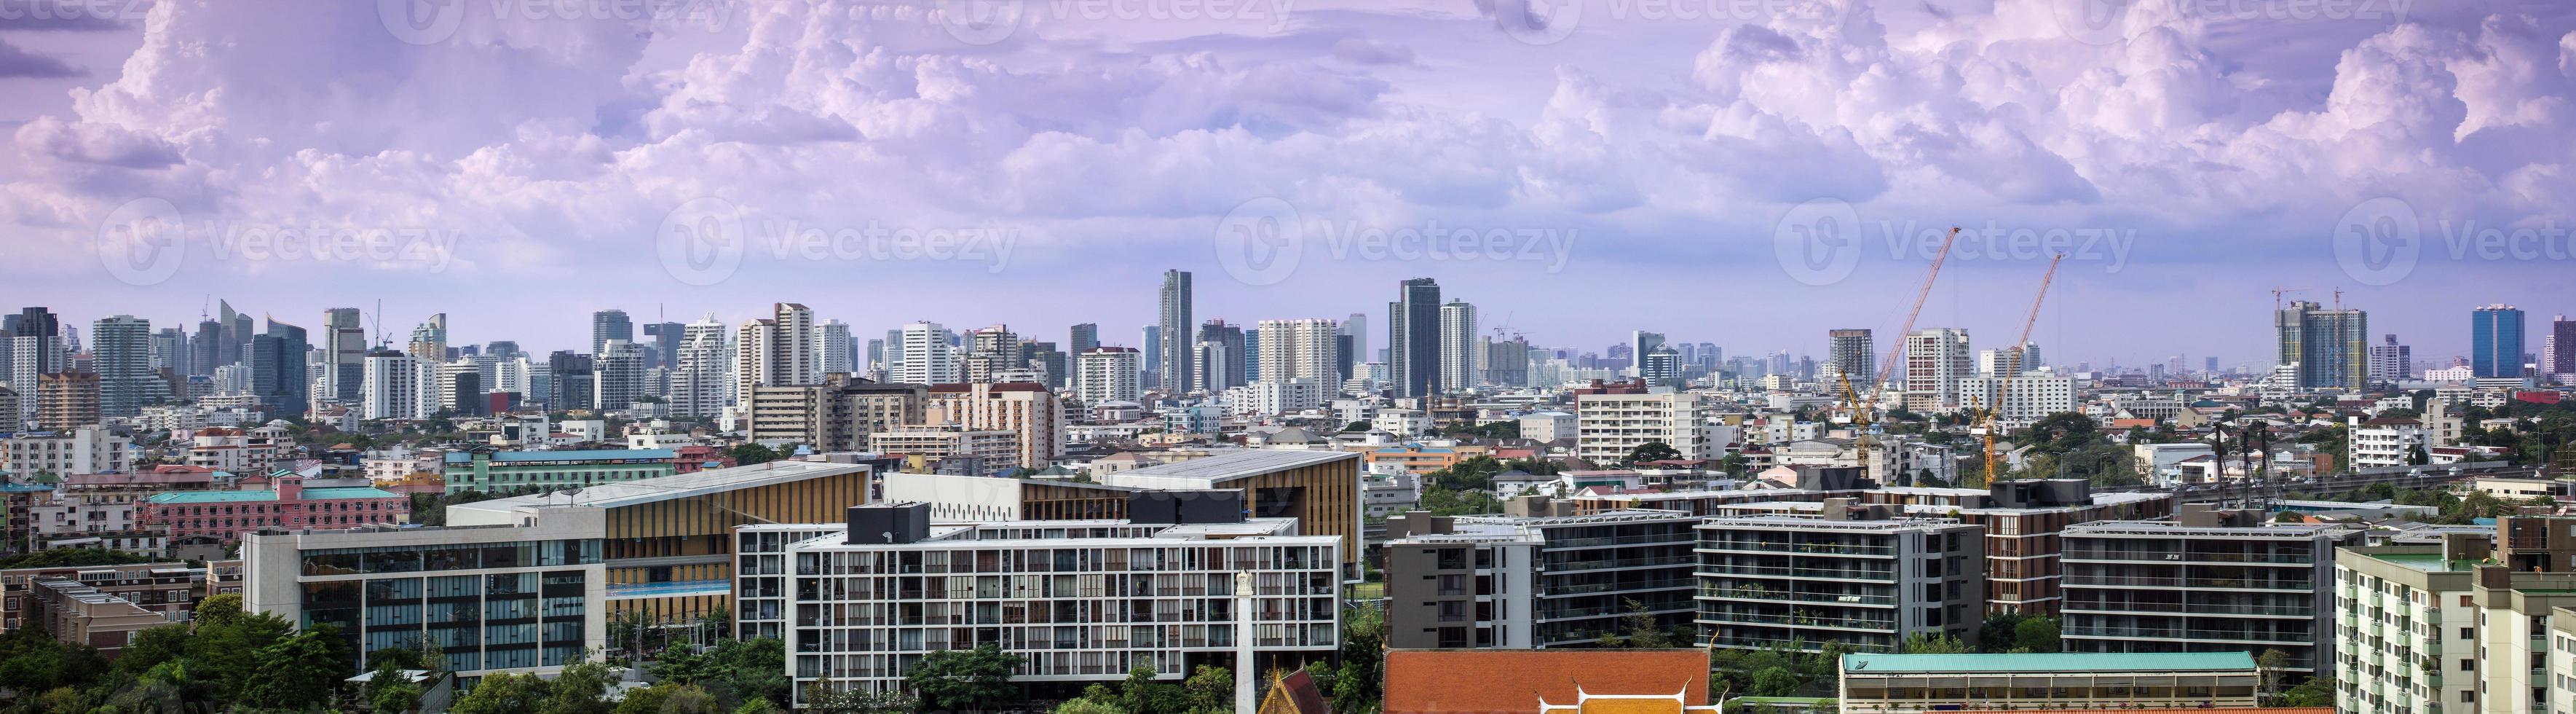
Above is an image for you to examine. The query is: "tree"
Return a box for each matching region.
[544,659,618,714]
[241,625,356,709]
[905,643,1024,711]
[453,672,553,714]
[735,699,791,714]
[1341,421,1370,433]
[1900,633,1970,654]
[1114,667,1189,714]
[1332,604,1386,714]
[2273,672,2335,707]
[1181,665,1234,714]
[2010,618,2060,653]
[1749,667,1800,697]
[372,670,427,713]
[1624,442,1683,465]
[620,683,724,714]
[2256,649,2293,698]
[731,443,785,466]
[1600,599,1677,648]
[805,683,918,714]
[0,548,154,569]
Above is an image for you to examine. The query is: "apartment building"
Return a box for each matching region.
[746,375,928,452]
[1,426,133,479]
[1,560,240,630]
[139,476,407,544]
[440,447,682,494]
[26,467,221,553]
[926,382,1064,471]
[2334,518,2576,714]
[869,424,1022,475]
[1380,509,1700,648]
[781,502,1340,703]
[1901,328,1972,414]
[1838,652,2260,714]
[242,508,609,683]
[2061,511,2360,675]
[1574,390,1710,464]
[1863,480,2176,615]
[1694,504,1985,654]
[2352,416,2430,468]
[730,523,842,643]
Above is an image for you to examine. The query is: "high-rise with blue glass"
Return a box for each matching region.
[2472,304,2525,379]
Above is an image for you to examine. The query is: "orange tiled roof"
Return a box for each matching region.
[1386,649,1708,714]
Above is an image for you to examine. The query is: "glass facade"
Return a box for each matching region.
[295,538,602,674]
[2473,305,2525,378]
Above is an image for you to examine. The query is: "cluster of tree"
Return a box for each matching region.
[1415,457,1509,517]
[1988,414,2141,488]
[2327,484,2551,525]
[730,443,794,466]
[1709,640,1848,699]
[407,488,507,526]
[1973,613,2061,654]
[1053,665,1236,714]
[1624,442,1683,466]
[451,638,794,714]
[0,548,156,570]
[0,593,355,713]
[1591,600,1688,649]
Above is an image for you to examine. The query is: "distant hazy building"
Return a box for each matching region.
[736,303,818,397]
[1438,300,1478,392]
[36,371,100,431]
[2368,333,2411,383]
[1159,270,1194,392]
[2472,304,2524,378]
[1902,328,1972,413]
[591,309,632,357]
[90,315,159,417]
[1827,328,1874,387]
[893,322,960,385]
[1389,278,1441,398]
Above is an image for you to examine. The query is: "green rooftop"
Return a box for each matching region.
[2371,552,2477,572]
[1841,652,2258,674]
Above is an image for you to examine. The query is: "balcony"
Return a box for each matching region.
[1696,541,1895,557]
[1697,585,1896,607]
[1696,563,1896,581]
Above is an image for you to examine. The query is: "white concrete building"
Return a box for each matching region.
[1255,318,1340,383]
[1517,410,1576,443]
[2350,417,2427,468]
[736,303,819,398]
[893,321,960,385]
[1,427,134,479]
[1903,329,1973,413]
[1075,347,1141,403]
[1575,391,1710,464]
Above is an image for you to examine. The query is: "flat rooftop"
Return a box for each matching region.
[451,460,870,514]
[1842,651,2258,675]
[2064,520,2353,538]
[1109,449,1357,480]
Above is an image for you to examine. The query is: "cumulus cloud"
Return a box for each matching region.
[0,37,82,77]
[1,0,2572,294]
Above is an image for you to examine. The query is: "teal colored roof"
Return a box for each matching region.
[149,486,400,504]
[1841,652,2256,674]
[446,449,676,464]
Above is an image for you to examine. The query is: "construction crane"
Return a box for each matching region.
[2269,286,2310,310]
[1983,254,2066,486]
[1856,227,1959,483]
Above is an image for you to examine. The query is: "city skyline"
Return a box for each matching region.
[5,1,2573,365]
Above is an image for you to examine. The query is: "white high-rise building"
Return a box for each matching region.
[1256,318,1340,384]
[670,315,730,418]
[1075,347,1142,403]
[1976,343,2044,377]
[91,315,157,417]
[818,320,854,375]
[1573,391,1710,464]
[360,350,434,420]
[1903,328,1973,413]
[894,322,960,385]
[1958,370,2077,431]
[593,340,646,412]
[735,303,818,399]
[1437,301,1477,393]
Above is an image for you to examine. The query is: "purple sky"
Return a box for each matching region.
[3,0,2572,368]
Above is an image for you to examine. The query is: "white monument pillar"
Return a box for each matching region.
[1236,571,1257,714]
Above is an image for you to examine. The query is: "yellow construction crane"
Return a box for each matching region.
[1858,227,1959,483]
[1983,254,2066,486]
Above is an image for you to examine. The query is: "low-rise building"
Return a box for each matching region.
[1,427,133,479]
[139,476,406,544]
[1695,504,1986,653]
[242,508,608,683]
[1837,652,2261,713]
[440,447,681,494]
[1,560,239,630]
[1382,509,1700,648]
[781,502,1340,704]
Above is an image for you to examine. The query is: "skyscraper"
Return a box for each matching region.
[2274,301,2367,389]
[1438,300,1478,393]
[252,318,309,417]
[547,350,595,412]
[1256,318,1341,384]
[1388,278,1441,397]
[1193,321,1244,392]
[1069,323,1099,355]
[190,317,221,376]
[593,339,645,411]
[1826,329,1875,388]
[818,320,855,375]
[408,313,448,361]
[148,327,186,372]
[12,307,63,420]
[2549,315,2575,377]
[735,303,819,398]
[591,309,633,358]
[1630,331,1665,378]
[894,322,960,385]
[2472,304,2525,379]
[1158,270,1193,393]
[92,315,158,417]
[1342,313,1369,379]
[323,307,367,401]
[2368,334,2411,383]
[1902,328,1972,413]
[218,299,250,367]
[669,315,730,418]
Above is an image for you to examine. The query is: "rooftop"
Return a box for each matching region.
[446,448,677,463]
[1111,449,1358,481]
[449,460,871,513]
[148,486,400,504]
[1841,652,2258,675]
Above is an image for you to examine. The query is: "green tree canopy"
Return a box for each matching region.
[905,643,1024,711]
